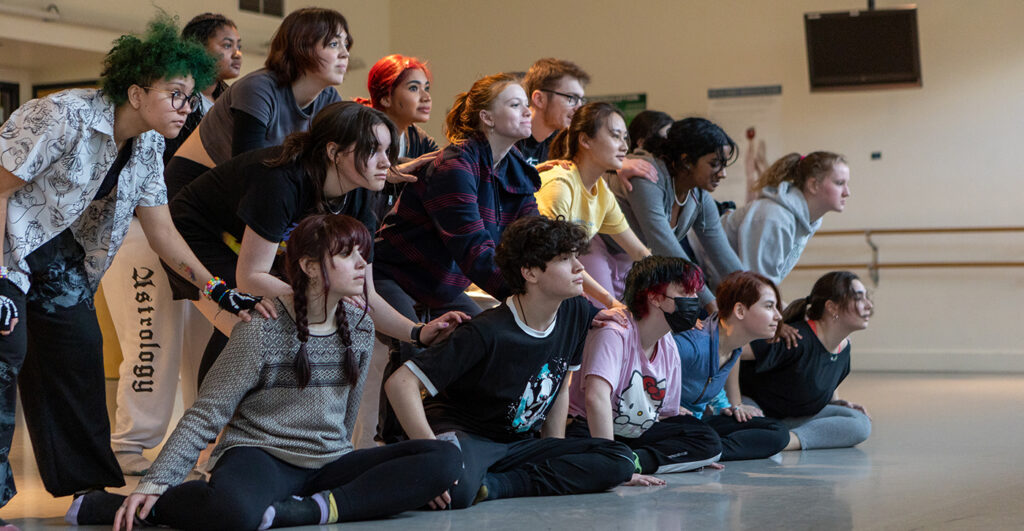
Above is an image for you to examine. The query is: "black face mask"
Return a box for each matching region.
[663,297,701,333]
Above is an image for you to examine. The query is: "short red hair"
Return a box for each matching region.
[366,54,431,111]
[716,271,781,320]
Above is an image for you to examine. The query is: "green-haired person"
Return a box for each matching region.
[0,16,262,517]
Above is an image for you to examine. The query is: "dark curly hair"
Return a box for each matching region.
[101,15,218,106]
[495,215,589,295]
[182,13,237,45]
[645,117,738,177]
[621,256,705,320]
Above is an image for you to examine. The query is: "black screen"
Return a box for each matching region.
[805,8,922,89]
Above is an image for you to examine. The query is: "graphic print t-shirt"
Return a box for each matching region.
[569,316,681,438]
[406,296,597,442]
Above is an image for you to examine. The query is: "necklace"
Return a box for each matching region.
[516,294,528,327]
[673,190,689,207]
[324,193,349,215]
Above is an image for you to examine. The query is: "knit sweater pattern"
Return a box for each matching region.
[135,299,374,495]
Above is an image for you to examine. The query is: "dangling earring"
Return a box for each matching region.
[833,313,839,321]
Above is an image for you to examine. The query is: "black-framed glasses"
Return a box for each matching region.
[143,87,200,111]
[540,89,587,107]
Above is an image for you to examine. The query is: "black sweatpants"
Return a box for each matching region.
[372,274,481,443]
[565,414,722,474]
[704,414,790,461]
[92,440,462,531]
[449,430,634,509]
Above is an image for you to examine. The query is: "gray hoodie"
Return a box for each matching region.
[690,181,821,288]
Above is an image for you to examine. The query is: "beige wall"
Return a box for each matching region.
[390,0,1024,372]
[2,1,1020,372]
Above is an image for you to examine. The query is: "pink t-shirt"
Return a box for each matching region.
[569,316,681,438]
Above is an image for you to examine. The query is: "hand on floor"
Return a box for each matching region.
[623,473,666,487]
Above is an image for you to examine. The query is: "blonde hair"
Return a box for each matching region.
[755,151,846,192]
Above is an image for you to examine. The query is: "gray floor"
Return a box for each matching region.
[5,372,1024,530]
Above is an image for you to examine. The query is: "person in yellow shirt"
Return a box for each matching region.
[536,102,650,309]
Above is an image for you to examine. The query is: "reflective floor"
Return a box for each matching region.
[5,372,1024,530]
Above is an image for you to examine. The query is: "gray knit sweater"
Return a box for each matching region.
[135,298,374,495]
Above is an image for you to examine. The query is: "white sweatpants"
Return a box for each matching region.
[103,218,213,453]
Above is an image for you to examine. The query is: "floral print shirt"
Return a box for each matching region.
[0,89,167,294]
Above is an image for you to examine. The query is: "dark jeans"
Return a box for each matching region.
[88,440,462,531]
[566,414,722,474]
[704,414,790,461]
[449,431,634,509]
[373,274,481,443]
[0,231,125,503]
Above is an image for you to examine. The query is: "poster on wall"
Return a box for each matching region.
[588,93,647,124]
[707,85,783,207]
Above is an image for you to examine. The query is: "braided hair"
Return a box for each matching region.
[283,214,371,389]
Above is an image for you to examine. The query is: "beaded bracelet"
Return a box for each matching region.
[202,277,226,301]
[0,266,9,280]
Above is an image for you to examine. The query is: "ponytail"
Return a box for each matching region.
[547,128,571,160]
[443,72,521,144]
[781,296,811,324]
[265,130,312,168]
[754,151,847,193]
[784,271,863,324]
[444,91,474,143]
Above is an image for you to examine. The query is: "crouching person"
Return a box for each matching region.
[567,256,722,482]
[385,215,635,509]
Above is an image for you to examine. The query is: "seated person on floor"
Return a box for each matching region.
[566,256,723,480]
[739,270,873,451]
[385,215,635,509]
[68,215,461,530]
[675,271,791,461]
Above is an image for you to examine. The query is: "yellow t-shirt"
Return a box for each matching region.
[535,163,629,238]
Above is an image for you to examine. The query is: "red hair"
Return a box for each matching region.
[366,54,431,111]
[716,271,781,320]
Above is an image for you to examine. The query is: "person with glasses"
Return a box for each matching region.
[102,11,243,479]
[737,271,873,451]
[535,102,651,309]
[0,17,262,519]
[689,151,851,290]
[518,58,657,192]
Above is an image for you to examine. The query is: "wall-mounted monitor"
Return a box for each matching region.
[804,6,922,91]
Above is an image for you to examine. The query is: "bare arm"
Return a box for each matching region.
[540,376,572,439]
[583,375,615,440]
[581,270,624,310]
[384,364,437,440]
[135,205,215,289]
[235,226,291,297]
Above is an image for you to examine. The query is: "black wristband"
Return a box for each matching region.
[411,323,427,348]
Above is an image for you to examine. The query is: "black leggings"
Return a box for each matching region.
[450,431,634,509]
[566,415,722,474]
[99,440,460,531]
[704,414,790,461]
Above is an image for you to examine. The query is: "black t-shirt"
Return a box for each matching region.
[170,146,378,258]
[739,320,851,419]
[407,296,599,443]
[94,138,135,200]
[515,130,558,166]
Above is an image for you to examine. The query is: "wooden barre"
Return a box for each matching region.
[793,261,1024,270]
[814,227,1024,236]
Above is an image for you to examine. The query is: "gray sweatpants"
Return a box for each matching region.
[743,399,872,450]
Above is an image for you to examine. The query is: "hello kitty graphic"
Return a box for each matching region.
[510,363,559,433]
[613,370,666,438]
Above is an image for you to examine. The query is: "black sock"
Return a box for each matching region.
[75,491,126,525]
[263,492,331,529]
